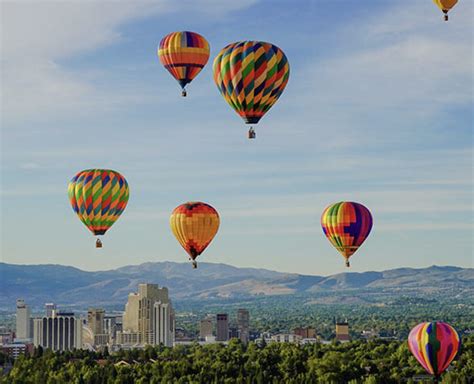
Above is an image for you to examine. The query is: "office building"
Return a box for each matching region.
[216,314,229,342]
[237,309,250,344]
[118,283,174,347]
[16,299,31,340]
[104,314,122,343]
[200,318,213,339]
[271,334,302,343]
[87,308,105,335]
[152,301,174,346]
[229,326,239,339]
[0,329,15,345]
[104,315,116,335]
[336,322,350,341]
[1,343,34,359]
[33,312,82,351]
[116,331,140,345]
[294,327,316,339]
[93,333,110,347]
[45,303,57,317]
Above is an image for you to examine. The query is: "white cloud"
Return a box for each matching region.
[290,1,472,117]
[311,38,471,109]
[0,0,258,123]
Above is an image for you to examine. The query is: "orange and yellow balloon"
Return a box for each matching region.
[170,202,220,268]
[158,31,210,96]
[433,0,458,21]
[68,169,129,248]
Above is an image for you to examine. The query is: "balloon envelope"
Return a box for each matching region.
[213,41,290,126]
[433,0,458,13]
[408,321,460,376]
[433,0,457,19]
[170,202,220,261]
[158,31,210,91]
[68,169,129,237]
[321,201,373,266]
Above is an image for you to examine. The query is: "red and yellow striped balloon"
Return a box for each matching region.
[213,41,290,135]
[408,321,460,376]
[170,202,220,268]
[321,202,373,267]
[68,169,129,246]
[158,31,210,95]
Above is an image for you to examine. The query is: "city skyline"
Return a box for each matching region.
[1,1,472,276]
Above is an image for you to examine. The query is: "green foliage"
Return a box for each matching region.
[1,336,472,383]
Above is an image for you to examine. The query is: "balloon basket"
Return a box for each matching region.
[248,128,256,139]
[96,239,103,248]
[345,260,350,267]
[192,261,197,269]
[182,90,187,97]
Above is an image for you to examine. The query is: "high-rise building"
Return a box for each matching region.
[153,301,174,346]
[237,309,250,344]
[216,314,229,342]
[45,303,57,317]
[199,318,213,339]
[104,314,122,343]
[33,312,82,351]
[87,308,105,335]
[16,299,31,340]
[118,284,174,347]
[335,322,350,341]
[87,308,109,347]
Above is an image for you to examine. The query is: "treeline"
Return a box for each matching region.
[2,336,473,384]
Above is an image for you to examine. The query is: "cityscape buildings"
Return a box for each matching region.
[103,314,122,344]
[5,292,360,354]
[117,283,175,347]
[33,311,83,351]
[45,303,57,317]
[15,299,31,340]
[216,314,229,341]
[0,327,15,345]
[294,327,316,339]
[87,308,105,335]
[152,300,174,346]
[229,326,239,339]
[335,321,350,342]
[199,317,213,339]
[271,333,303,343]
[0,343,34,359]
[237,309,250,344]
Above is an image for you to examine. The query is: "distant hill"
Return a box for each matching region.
[0,262,472,310]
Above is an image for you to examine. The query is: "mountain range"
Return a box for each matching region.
[0,262,472,310]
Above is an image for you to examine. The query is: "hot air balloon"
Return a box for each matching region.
[321,202,373,267]
[68,169,129,248]
[158,31,210,97]
[408,321,460,381]
[433,0,458,21]
[213,41,290,139]
[170,202,219,268]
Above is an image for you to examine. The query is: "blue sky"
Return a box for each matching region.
[1,0,472,275]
